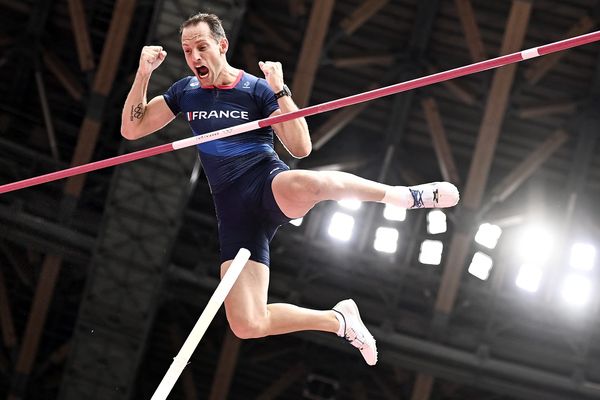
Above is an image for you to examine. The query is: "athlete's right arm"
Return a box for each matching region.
[121,46,176,140]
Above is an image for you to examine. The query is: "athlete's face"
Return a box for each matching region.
[181,22,228,86]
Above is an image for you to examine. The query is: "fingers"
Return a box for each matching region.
[142,46,166,63]
[259,61,286,92]
[139,46,167,74]
[258,60,282,77]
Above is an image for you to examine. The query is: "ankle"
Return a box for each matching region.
[381,186,410,208]
[333,309,345,337]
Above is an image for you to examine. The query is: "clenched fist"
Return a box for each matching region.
[258,61,284,92]
[139,46,167,76]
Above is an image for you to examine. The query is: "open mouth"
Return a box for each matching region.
[196,65,209,78]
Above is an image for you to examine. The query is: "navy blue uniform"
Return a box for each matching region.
[163,71,291,265]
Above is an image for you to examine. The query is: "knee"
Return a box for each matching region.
[227,314,266,339]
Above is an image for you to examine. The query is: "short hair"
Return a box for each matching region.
[180,13,226,42]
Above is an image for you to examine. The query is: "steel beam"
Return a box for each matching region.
[525,15,595,85]
[454,0,486,62]
[291,0,335,108]
[428,63,477,105]
[248,14,292,52]
[42,50,84,101]
[517,101,578,119]
[64,0,138,198]
[0,269,17,352]
[421,97,461,184]
[9,254,62,400]
[330,54,395,68]
[256,362,306,400]
[7,0,137,398]
[208,329,242,400]
[312,101,373,151]
[242,42,261,77]
[410,373,434,400]
[33,67,60,161]
[339,0,389,36]
[434,0,532,315]
[167,324,197,400]
[483,129,569,209]
[67,0,95,72]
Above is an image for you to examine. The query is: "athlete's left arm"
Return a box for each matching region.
[270,100,311,158]
[259,61,311,158]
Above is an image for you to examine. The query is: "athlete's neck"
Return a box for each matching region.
[213,65,240,87]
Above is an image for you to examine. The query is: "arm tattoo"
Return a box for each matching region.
[130,103,145,121]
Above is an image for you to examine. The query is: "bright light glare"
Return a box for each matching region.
[328,212,354,241]
[373,227,399,254]
[468,252,493,280]
[427,210,447,234]
[561,274,592,306]
[338,199,362,210]
[515,264,543,293]
[475,223,502,249]
[383,204,406,221]
[290,218,303,227]
[518,226,554,264]
[419,240,443,265]
[569,243,596,271]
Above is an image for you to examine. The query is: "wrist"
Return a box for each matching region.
[136,69,152,80]
[274,84,292,99]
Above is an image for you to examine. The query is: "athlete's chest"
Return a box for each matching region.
[179,89,260,127]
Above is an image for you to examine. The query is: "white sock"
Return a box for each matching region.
[333,310,345,337]
[381,186,410,208]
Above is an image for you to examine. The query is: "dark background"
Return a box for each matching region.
[1,0,600,399]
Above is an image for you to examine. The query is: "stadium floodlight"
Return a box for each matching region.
[419,240,443,265]
[468,252,493,280]
[383,204,406,221]
[515,263,543,293]
[290,218,303,227]
[328,212,355,241]
[475,223,502,249]
[338,199,362,210]
[561,274,592,306]
[518,225,554,265]
[427,210,447,234]
[373,227,399,254]
[569,242,596,271]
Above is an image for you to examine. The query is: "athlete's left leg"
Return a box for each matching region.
[221,259,339,339]
[271,169,459,219]
[221,259,378,365]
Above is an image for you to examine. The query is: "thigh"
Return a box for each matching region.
[214,170,284,266]
[271,169,322,219]
[221,259,269,321]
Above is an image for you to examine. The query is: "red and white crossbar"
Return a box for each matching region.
[2,30,600,195]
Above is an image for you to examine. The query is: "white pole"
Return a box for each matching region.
[151,248,251,400]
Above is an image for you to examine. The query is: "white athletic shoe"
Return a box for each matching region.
[333,299,378,366]
[407,181,459,209]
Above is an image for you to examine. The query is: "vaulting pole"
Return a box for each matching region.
[151,248,251,400]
